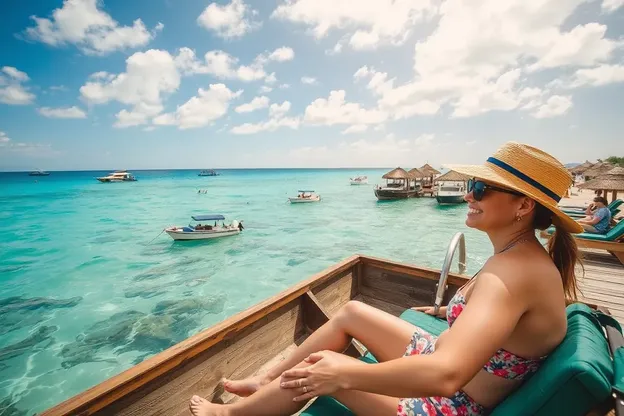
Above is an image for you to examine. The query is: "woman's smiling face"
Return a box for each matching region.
[464,179,524,232]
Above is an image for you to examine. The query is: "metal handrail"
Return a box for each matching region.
[433,232,467,315]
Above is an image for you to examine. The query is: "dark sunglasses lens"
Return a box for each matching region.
[471,180,485,201]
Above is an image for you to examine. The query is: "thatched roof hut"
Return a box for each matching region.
[408,168,426,179]
[583,161,614,179]
[434,170,471,183]
[570,160,594,175]
[382,167,413,180]
[419,163,441,176]
[578,167,624,202]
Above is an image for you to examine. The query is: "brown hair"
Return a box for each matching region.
[593,196,608,205]
[533,203,582,301]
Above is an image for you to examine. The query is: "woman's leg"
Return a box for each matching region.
[223,301,416,396]
[191,359,399,416]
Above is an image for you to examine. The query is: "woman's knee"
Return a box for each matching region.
[334,300,369,325]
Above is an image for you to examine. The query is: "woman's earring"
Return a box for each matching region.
[516,214,522,222]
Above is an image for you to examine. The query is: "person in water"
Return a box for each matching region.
[189,142,583,416]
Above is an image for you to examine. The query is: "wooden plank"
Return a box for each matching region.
[42,255,360,416]
[360,264,461,311]
[311,271,356,316]
[359,255,469,286]
[302,291,331,332]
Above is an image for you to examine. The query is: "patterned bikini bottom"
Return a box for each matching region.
[396,327,486,416]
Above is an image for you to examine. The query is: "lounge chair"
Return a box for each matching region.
[565,208,621,219]
[301,303,624,416]
[541,219,624,264]
[561,199,622,215]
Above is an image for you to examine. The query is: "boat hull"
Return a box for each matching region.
[288,196,321,203]
[165,228,240,240]
[374,188,419,200]
[29,172,50,176]
[436,194,466,204]
[350,181,368,185]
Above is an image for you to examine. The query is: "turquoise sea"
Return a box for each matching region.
[0,169,494,415]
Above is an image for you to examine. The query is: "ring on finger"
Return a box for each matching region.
[303,386,307,393]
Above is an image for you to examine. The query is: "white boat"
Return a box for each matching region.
[288,190,321,203]
[435,181,467,205]
[97,170,137,183]
[165,214,243,241]
[349,175,368,185]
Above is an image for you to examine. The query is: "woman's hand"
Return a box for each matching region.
[411,306,445,317]
[280,350,352,402]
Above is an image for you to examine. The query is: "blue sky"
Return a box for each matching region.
[0,0,623,171]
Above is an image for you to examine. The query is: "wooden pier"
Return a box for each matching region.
[577,249,624,325]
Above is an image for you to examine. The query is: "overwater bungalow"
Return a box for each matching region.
[374,167,421,200]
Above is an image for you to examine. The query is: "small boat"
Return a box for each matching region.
[96,170,137,183]
[165,214,243,241]
[435,181,467,205]
[28,169,50,176]
[40,234,624,416]
[349,176,368,185]
[288,190,321,203]
[199,169,220,176]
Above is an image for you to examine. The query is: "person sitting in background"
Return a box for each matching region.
[577,197,611,234]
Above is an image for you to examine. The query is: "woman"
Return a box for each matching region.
[189,142,583,416]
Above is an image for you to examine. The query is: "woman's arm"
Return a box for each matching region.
[411,305,447,318]
[340,269,527,398]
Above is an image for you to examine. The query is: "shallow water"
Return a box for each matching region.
[0,169,493,414]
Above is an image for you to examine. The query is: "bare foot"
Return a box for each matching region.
[222,374,271,397]
[189,395,229,416]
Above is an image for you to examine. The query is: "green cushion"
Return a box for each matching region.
[302,304,617,416]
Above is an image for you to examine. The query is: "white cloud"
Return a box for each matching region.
[174,47,293,82]
[259,85,273,93]
[0,131,59,157]
[272,0,435,50]
[269,101,291,117]
[80,49,180,127]
[197,0,260,38]
[325,42,343,55]
[414,133,435,146]
[2,67,29,82]
[351,0,622,120]
[602,0,624,12]
[265,72,277,84]
[279,83,290,89]
[24,0,161,55]
[268,47,295,62]
[341,124,368,134]
[0,66,35,105]
[533,95,573,119]
[304,90,387,126]
[153,84,241,129]
[0,131,10,144]
[38,106,87,119]
[567,64,624,88]
[301,76,317,85]
[231,100,298,134]
[235,96,270,113]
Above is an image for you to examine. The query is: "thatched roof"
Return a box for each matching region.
[382,167,412,180]
[570,160,594,174]
[434,170,471,183]
[419,163,441,176]
[583,161,614,178]
[578,167,624,191]
[408,168,426,178]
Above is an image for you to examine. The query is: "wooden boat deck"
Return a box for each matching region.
[577,249,624,325]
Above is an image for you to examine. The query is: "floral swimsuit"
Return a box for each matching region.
[397,290,546,416]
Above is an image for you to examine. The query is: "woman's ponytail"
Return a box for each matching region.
[534,204,582,301]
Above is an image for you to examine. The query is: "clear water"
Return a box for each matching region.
[0,169,493,415]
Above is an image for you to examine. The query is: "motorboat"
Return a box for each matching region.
[198,169,220,176]
[165,214,243,241]
[288,190,321,203]
[28,169,50,176]
[349,176,368,185]
[435,181,467,205]
[96,170,137,183]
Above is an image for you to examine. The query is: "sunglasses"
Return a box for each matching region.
[467,178,524,201]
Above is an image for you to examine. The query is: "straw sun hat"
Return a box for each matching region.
[448,142,583,234]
